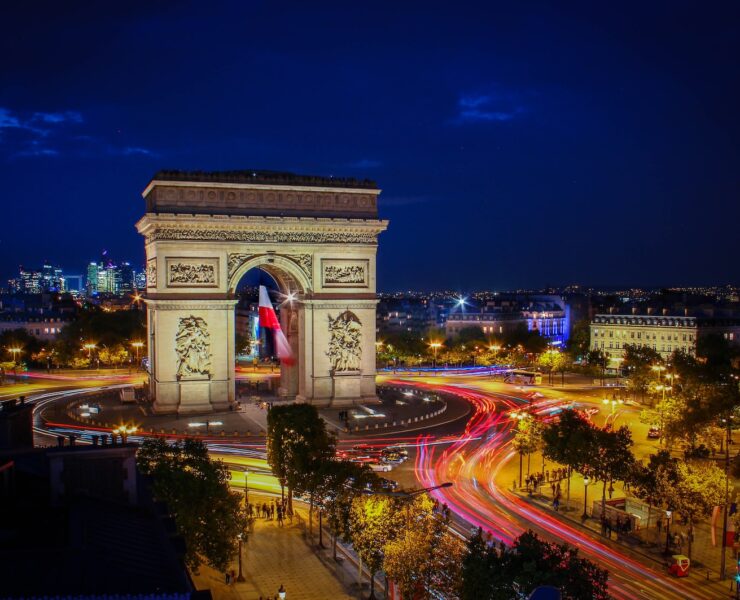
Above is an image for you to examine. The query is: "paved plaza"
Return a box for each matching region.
[191,496,356,600]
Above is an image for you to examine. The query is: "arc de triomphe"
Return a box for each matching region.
[136,170,388,414]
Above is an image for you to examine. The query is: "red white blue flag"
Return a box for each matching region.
[258,285,295,365]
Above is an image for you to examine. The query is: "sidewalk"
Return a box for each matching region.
[191,495,355,600]
[512,477,734,596]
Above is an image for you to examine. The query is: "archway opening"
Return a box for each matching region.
[232,264,303,399]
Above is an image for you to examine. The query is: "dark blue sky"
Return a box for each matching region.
[1,1,738,291]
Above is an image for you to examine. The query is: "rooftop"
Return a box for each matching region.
[150,169,378,190]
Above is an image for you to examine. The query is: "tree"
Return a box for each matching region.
[316,460,381,560]
[671,461,726,560]
[629,451,678,535]
[136,438,248,571]
[266,403,335,520]
[511,415,543,486]
[382,495,463,600]
[587,349,609,385]
[463,530,610,600]
[460,528,497,600]
[538,349,569,385]
[349,495,403,598]
[542,410,594,501]
[567,318,592,361]
[54,307,145,365]
[622,345,662,404]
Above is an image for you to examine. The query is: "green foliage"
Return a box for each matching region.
[461,530,609,600]
[567,319,592,359]
[622,344,662,399]
[381,496,463,600]
[460,528,497,600]
[349,495,403,583]
[55,307,145,365]
[542,410,635,518]
[266,403,336,503]
[0,328,44,364]
[136,438,248,572]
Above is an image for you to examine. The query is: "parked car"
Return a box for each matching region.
[648,427,661,439]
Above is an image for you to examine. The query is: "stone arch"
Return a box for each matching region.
[228,253,312,295]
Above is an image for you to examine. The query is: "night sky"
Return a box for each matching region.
[1,1,739,291]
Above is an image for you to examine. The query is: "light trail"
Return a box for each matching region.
[405,381,715,600]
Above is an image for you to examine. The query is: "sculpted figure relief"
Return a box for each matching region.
[327,311,362,372]
[175,315,212,378]
[324,264,365,284]
[169,262,216,285]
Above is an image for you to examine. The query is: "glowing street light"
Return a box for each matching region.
[83,343,97,358]
[429,341,442,368]
[112,424,138,443]
[7,347,21,364]
[456,296,468,309]
[582,476,591,519]
[131,341,144,359]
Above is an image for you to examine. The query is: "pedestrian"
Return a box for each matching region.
[271,504,275,520]
[513,479,517,491]
[277,505,283,526]
[225,572,231,585]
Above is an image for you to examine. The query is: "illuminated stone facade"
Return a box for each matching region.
[137,171,387,414]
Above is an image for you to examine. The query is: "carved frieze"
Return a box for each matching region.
[146,259,157,287]
[321,259,369,288]
[175,315,212,379]
[227,253,313,285]
[148,229,378,245]
[327,311,362,372]
[166,258,219,287]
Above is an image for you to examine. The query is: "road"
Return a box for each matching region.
[15,370,730,599]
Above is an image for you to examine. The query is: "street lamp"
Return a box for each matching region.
[243,468,249,505]
[582,476,591,519]
[131,341,144,360]
[7,347,21,364]
[664,510,673,555]
[236,533,246,582]
[429,342,442,369]
[112,424,138,443]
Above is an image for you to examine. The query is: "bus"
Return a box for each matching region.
[504,370,543,385]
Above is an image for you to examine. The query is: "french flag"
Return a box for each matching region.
[258,285,295,366]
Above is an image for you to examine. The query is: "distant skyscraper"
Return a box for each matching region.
[86,262,99,296]
[119,262,134,294]
[16,264,64,294]
[134,268,146,290]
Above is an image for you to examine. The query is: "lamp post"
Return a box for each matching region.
[664,510,673,555]
[131,341,144,360]
[582,476,591,519]
[430,342,442,369]
[243,468,249,506]
[8,347,21,364]
[236,533,246,582]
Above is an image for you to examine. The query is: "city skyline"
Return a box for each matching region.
[1,3,739,290]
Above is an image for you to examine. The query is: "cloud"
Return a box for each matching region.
[32,111,83,124]
[118,146,157,157]
[0,108,21,129]
[347,158,381,169]
[453,91,525,124]
[0,107,157,160]
[15,148,59,157]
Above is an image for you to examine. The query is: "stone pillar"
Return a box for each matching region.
[297,299,378,406]
[146,298,237,414]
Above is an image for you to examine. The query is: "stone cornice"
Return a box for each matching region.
[137,214,388,245]
[143,179,382,197]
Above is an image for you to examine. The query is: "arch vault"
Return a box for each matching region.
[136,170,388,414]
